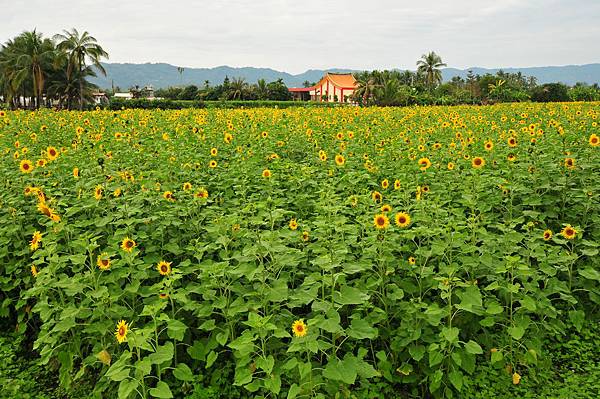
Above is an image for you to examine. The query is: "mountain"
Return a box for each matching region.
[90,62,600,90]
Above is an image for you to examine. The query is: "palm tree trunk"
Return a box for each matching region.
[79,57,83,110]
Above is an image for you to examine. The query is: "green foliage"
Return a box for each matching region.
[0,103,599,398]
[531,83,570,102]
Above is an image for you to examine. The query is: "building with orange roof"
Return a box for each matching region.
[289,72,357,103]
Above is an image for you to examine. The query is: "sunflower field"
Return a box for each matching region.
[0,103,599,398]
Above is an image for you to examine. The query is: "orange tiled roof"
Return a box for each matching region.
[326,73,357,88]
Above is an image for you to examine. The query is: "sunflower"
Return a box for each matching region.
[46,146,58,161]
[560,225,577,240]
[564,158,575,170]
[209,160,217,168]
[447,162,455,170]
[94,185,103,200]
[163,191,175,201]
[289,219,298,230]
[374,213,390,229]
[543,230,552,241]
[395,212,411,228]
[224,133,233,144]
[302,231,310,242]
[210,147,218,156]
[73,167,79,178]
[393,179,401,190]
[512,372,521,385]
[484,141,494,151]
[507,154,516,162]
[589,134,599,147]
[36,159,47,167]
[335,154,345,166]
[37,202,53,218]
[381,179,389,189]
[291,319,307,337]
[381,204,392,213]
[418,157,431,171]
[157,260,172,276]
[29,231,42,251]
[507,137,517,147]
[159,293,169,299]
[372,191,382,203]
[19,159,34,173]
[195,188,209,198]
[262,169,272,178]
[408,256,416,265]
[472,157,485,168]
[31,265,39,277]
[318,150,327,161]
[121,237,136,252]
[97,253,111,270]
[113,188,122,197]
[115,320,129,344]
[261,131,269,139]
[182,182,192,191]
[0,110,5,117]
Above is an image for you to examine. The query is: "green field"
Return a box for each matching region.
[0,103,598,398]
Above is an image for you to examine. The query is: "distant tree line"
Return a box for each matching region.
[0,29,108,110]
[154,77,292,101]
[352,51,600,106]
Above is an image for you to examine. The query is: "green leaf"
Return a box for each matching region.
[448,370,463,391]
[256,355,275,374]
[149,381,173,398]
[287,383,301,399]
[455,285,483,314]
[148,342,174,365]
[429,350,444,367]
[173,363,194,381]
[508,326,525,340]
[167,319,187,341]
[491,350,503,364]
[409,345,425,361]
[334,286,370,305]
[206,351,218,368]
[234,365,253,386]
[464,340,483,355]
[347,318,378,340]
[579,268,600,281]
[118,379,138,399]
[441,327,459,344]
[323,358,357,385]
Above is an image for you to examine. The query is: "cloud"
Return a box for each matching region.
[1,0,599,73]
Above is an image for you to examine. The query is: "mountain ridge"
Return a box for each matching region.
[89,62,600,89]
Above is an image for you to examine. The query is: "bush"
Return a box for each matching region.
[530,83,570,102]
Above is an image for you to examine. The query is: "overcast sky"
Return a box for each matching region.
[2,0,599,74]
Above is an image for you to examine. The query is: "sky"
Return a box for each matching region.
[2,0,599,74]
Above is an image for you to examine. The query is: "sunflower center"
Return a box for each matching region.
[119,326,125,335]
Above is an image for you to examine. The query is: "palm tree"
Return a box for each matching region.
[353,71,380,105]
[0,31,56,109]
[54,28,108,109]
[256,78,268,100]
[416,51,447,91]
[228,77,247,100]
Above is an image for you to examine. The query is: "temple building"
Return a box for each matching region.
[289,73,357,103]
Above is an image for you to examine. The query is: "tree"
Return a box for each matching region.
[352,71,380,105]
[0,31,56,109]
[531,83,570,102]
[256,78,268,100]
[227,77,248,100]
[54,28,108,109]
[266,79,291,101]
[416,51,446,91]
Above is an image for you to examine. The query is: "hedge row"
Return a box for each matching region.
[108,99,348,110]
